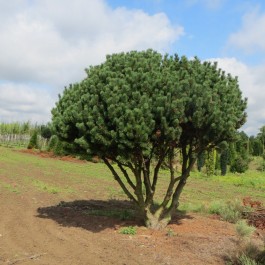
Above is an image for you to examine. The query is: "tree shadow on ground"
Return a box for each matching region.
[36,199,193,233]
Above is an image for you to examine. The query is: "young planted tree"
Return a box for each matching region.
[197,151,206,172]
[258,125,265,154]
[205,149,216,176]
[27,130,39,149]
[249,136,263,156]
[52,50,247,229]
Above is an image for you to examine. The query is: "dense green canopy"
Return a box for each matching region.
[52,49,247,228]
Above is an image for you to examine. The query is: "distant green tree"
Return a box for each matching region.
[250,137,263,156]
[52,50,247,229]
[27,130,39,149]
[40,124,52,140]
[257,125,265,154]
[47,135,58,152]
[205,149,216,176]
[228,131,250,173]
[230,156,249,173]
[21,121,31,134]
[228,142,236,166]
[197,151,206,172]
[235,131,249,159]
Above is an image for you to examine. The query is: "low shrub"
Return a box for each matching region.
[235,220,255,238]
[180,202,206,213]
[220,205,242,223]
[208,200,248,223]
[47,135,65,155]
[230,157,249,173]
[237,254,260,265]
[227,242,264,265]
[208,201,226,215]
[119,226,137,235]
[27,131,39,149]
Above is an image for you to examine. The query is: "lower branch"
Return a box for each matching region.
[164,156,196,216]
[116,161,136,190]
[102,158,137,204]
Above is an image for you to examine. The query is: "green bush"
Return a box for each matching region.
[238,254,260,265]
[27,131,39,149]
[208,201,226,215]
[219,201,243,223]
[47,135,65,156]
[53,139,64,156]
[236,220,255,238]
[227,241,264,265]
[47,135,58,151]
[40,124,52,139]
[208,200,244,223]
[257,160,265,172]
[230,157,249,173]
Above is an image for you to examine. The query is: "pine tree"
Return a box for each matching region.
[197,151,206,172]
[205,149,215,176]
[27,130,39,149]
[52,50,247,229]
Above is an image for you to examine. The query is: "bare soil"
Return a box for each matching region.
[0,149,264,265]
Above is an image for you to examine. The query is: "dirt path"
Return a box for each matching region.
[0,190,241,265]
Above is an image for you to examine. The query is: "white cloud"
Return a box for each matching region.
[228,8,265,53]
[224,7,265,135]
[0,0,183,123]
[208,57,265,136]
[0,82,54,123]
[0,0,183,87]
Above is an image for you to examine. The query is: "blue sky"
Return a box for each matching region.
[108,0,265,63]
[0,0,264,135]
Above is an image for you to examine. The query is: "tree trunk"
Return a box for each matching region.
[140,206,172,229]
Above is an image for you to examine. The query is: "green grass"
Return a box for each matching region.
[29,178,74,194]
[181,171,265,206]
[0,180,20,193]
[119,226,137,235]
[0,146,264,207]
[193,171,265,192]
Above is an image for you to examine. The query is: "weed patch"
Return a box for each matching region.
[235,220,255,239]
[119,226,137,235]
[0,181,20,193]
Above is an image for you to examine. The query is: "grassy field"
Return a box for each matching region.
[0,146,264,210]
[1,146,265,264]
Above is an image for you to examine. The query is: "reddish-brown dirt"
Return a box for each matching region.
[0,193,241,265]
[18,149,87,163]
[0,149,264,265]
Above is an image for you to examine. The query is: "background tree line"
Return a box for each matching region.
[197,126,265,175]
[1,122,264,174]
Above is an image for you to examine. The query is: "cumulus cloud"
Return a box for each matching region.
[208,57,265,135]
[0,83,53,123]
[224,7,265,135]
[0,0,184,123]
[228,8,265,53]
[0,0,183,87]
